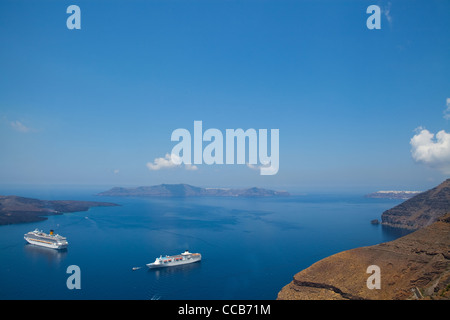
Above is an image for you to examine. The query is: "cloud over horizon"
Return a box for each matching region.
[410,128,450,174]
[383,2,393,26]
[146,153,198,171]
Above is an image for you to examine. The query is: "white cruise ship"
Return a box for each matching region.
[24,229,68,250]
[147,250,201,269]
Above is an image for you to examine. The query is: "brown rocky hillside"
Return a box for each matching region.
[277,213,450,300]
[278,179,450,300]
[381,179,450,230]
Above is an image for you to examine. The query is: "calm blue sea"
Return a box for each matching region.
[0,187,408,300]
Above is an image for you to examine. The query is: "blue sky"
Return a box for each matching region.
[0,0,449,192]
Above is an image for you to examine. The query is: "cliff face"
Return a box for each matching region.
[277,213,450,300]
[278,179,450,300]
[381,179,450,230]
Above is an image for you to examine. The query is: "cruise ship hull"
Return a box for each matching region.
[147,251,201,269]
[24,237,68,250]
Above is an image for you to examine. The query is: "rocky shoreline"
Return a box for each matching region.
[277,179,450,300]
[277,213,450,300]
[0,195,119,225]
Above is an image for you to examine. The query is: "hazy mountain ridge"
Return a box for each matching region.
[97,184,290,197]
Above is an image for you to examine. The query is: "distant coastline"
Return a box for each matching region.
[365,190,422,200]
[0,195,119,225]
[97,183,290,198]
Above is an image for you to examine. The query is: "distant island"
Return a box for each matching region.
[97,184,290,198]
[0,195,119,225]
[278,178,450,300]
[365,190,422,200]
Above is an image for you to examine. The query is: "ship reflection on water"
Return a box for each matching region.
[23,243,68,263]
[150,260,202,279]
[145,261,203,300]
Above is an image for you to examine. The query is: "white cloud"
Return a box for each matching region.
[246,163,259,171]
[185,164,198,171]
[147,153,179,170]
[383,2,393,26]
[146,153,198,171]
[10,120,32,133]
[410,128,450,174]
[113,169,120,174]
[443,98,450,120]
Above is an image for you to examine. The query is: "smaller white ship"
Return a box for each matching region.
[24,229,68,250]
[147,250,201,269]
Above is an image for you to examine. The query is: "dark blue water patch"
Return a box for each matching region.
[0,189,405,299]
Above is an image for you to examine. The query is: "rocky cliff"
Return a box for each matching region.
[381,179,450,230]
[278,179,450,300]
[277,213,450,300]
